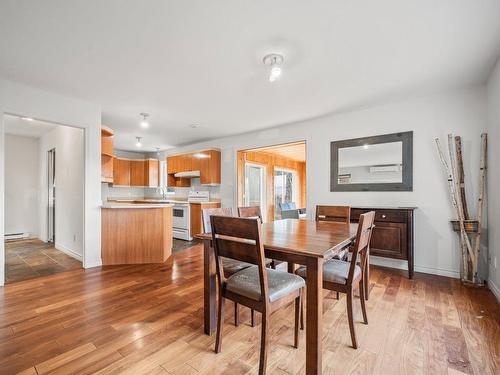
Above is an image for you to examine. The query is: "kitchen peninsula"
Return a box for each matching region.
[101,202,173,265]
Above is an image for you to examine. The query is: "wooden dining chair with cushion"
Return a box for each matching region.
[238,206,283,270]
[316,205,351,224]
[211,216,305,375]
[202,207,254,327]
[238,206,263,222]
[296,211,375,349]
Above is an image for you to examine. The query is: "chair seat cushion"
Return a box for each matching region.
[295,259,361,285]
[226,266,305,302]
[222,257,252,277]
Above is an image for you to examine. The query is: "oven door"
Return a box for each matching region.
[172,206,189,229]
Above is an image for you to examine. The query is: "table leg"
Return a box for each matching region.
[203,239,217,335]
[305,257,323,374]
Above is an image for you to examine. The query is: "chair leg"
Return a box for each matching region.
[336,291,340,300]
[346,290,357,349]
[251,309,255,327]
[300,293,304,330]
[359,280,368,324]
[215,295,225,353]
[259,312,269,375]
[294,292,301,348]
[234,302,239,326]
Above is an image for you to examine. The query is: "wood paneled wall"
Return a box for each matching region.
[237,150,306,221]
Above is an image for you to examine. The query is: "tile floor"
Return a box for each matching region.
[5,239,82,284]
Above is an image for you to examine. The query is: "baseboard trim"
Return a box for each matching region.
[55,243,83,262]
[369,256,460,279]
[487,279,500,301]
[83,260,102,269]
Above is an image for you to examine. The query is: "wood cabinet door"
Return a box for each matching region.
[167,156,177,174]
[130,160,146,186]
[101,155,114,182]
[145,159,159,187]
[113,158,130,186]
[370,222,408,259]
[200,150,221,185]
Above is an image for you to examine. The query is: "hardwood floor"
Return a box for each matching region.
[5,240,82,284]
[0,243,498,374]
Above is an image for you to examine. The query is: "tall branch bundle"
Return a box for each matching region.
[435,133,487,284]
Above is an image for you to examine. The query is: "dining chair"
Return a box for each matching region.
[211,215,305,374]
[238,206,283,270]
[316,205,351,224]
[281,209,300,219]
[238,206,263,222]
[202,207,255,327]
[296,211,375,349]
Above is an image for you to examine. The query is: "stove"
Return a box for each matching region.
[172,191,210,241]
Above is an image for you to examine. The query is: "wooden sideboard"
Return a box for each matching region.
[351,206,416,278]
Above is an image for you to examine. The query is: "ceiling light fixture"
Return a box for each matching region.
[263,53,284,82]
[189,124,199,129]
[140,113,150,128]
[135,136,142,148]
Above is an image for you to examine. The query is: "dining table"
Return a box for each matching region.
[196,218,358,375]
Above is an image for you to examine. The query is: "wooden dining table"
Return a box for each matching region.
[197,218,358,375]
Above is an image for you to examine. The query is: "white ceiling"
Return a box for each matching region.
[3,115,57,138]
[1,1,499,151]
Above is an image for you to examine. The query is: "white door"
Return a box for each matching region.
[244,163,266,221]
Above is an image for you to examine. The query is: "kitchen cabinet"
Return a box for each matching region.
[166,149,221,187]
[113,158,130,186]
[130,160,145,186]
[190,202,221,236]
[101,127,114,183]
[144,159,159,187]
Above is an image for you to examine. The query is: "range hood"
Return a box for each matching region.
[174,170,201,178]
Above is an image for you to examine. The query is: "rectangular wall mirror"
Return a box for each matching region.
[331,131,413,191]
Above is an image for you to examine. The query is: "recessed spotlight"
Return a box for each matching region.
[21,117,34,121]
[189,124,199,129]
[263,54,284,82]
[140,113,150,128]
[135,136,142,148]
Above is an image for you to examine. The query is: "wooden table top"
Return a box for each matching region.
[196,219,357,258]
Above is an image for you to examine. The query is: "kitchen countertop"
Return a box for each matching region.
[101,201,174,209]
[106,198,220,205]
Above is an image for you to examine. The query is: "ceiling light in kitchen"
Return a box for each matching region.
[140,113,150,128]
[263,53,284,82]
[135,136,142,148]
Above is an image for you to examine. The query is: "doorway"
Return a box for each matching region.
[3,114,84,284]
[237,141,306,222]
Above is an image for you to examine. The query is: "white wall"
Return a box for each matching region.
[4,134,39,238]
[486,58,500,299]
[0,78,101,285]
[165,86,487,278]
[39,126,84,260]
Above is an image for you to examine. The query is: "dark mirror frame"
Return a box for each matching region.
[330,131,413,192]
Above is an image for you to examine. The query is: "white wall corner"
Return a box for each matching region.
[55,242,83,262]
[487,278,500,301]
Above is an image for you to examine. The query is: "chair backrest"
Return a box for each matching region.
[316,205,351,224]
[238,206,263,223]
[210,216,269,302]
[202,207,233,233]
[281,209,300,219]
[348,211,375,283]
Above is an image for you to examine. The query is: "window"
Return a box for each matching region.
[274,168,298,219]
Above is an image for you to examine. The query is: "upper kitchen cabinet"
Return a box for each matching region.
[101,126,114,183]
[166,149,221,186]
[144,159,159,187]
[113,158,130,186]
[130,160,146,186]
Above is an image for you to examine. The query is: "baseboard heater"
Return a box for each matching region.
[5,232,30,241]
